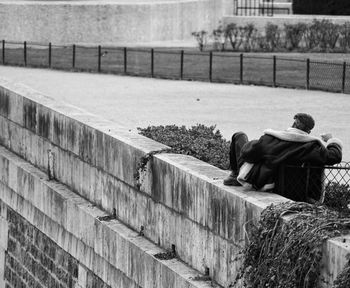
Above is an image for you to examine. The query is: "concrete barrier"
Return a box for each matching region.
[0,79,349,287]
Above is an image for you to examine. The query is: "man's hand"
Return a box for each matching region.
[321,133,333,142]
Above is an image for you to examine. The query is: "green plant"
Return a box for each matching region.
[224,23,241,50]
[138,124,230,170]
[241,23,258,52]
[191,30,208,52]
[236,202,350,288]
[264,22,282,51]
[323,182,350,213]
[339,22,350,52]
[212,22,226,51]
[284,23,308,50]
[333,256,350,288]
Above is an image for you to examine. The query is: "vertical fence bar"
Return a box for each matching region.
[98,45,101,72]
[2,40,5,65]
[180,50,184,80]
[306,58,310,90]
[48,42,52,68]
[209,51,213,82]
[124,47,127,74]
[262,0,264,16]
[273,55,276,87]
[240,53,244,84]
[151,48,154,78]
[24,41,27,67]
[72,44,76,69]
[342,62,346,93]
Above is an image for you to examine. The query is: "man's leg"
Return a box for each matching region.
[224,132,248,186]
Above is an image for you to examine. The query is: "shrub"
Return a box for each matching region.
[137,124,230,170]
[284,23,308,50]
[237,202,350,288]
[306,19,341,51]
[264,22,282,51]
[323,182,350,213]
[339,22,350,52]
[334,259,350,288]
[212,26,225,51]
[241,23,258,51]
[191,30,208,52]
[224,23,241,50]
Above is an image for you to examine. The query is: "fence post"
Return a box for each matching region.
[209,51,213,82]
[180,50,184,80]
[48,42,52,68]
[124,47,127,74]
[273,55,276,87]
[2,40,5,65]
[151,48,154,78]
[24,41,27,67]
[240,53,244,84]
[98,45,101,72]
[342,61,346,93]
[72,44,76,69]
[306,58,310,90]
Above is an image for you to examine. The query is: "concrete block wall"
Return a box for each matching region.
[0,78,349,287]
[0,147,217,288]
[0,0,231,45]
[0,201,8,288]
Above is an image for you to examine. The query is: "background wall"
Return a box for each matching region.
[0,0,232,45]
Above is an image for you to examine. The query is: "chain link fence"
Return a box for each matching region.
[1,40,350,95]
[275,162,350,205]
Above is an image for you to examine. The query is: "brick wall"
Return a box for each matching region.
[3,206,111,288]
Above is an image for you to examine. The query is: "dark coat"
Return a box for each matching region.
[237,128,342,198]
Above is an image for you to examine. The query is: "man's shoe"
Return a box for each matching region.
[223,173,241,186]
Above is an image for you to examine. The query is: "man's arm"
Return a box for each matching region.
[323,139,343,165]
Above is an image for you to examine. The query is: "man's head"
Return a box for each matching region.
[292,113,315,134]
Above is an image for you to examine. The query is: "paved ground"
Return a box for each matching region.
[0,66,349,161]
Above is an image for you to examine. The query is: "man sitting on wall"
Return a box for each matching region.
[223,113,343,203]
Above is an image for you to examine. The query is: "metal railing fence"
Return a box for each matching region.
[1,40,350,94]
[233,0,287,16]
[275,162,350,204]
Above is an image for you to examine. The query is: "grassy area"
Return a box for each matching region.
[2,42,350,94]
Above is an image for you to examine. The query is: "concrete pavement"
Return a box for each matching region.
[0,65,349,161]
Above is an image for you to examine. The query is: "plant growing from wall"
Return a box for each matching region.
[191,30,208,52]
[333,258,350,288]
[235,202,350,288]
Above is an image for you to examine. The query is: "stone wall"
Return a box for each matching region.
[0,78,349,287]
[0,0,232,45]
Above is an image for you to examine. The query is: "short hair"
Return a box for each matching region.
[293,113,315,133]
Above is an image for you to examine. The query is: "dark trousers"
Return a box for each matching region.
[229,132,248,175]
